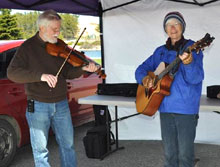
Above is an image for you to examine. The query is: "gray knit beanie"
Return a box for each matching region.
[163,11,186,33]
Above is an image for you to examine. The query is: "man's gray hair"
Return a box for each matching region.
[37,9,61,29]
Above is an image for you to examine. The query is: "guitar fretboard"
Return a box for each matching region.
[158,56,182,80]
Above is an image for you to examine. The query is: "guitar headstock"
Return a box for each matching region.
[189,33,215,53]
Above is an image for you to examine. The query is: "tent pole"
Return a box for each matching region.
[103,0,140,13]
[99,2,106,84]
[167,0,219,6]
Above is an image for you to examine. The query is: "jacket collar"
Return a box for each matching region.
[35,32,47,48]
[165,36,186,51]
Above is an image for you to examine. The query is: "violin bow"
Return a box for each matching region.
[55,27,86,77]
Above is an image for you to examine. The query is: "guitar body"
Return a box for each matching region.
[136,73,173,116]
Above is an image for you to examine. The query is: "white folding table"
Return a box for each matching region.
[78,94,220,112]
[78,94,220,158]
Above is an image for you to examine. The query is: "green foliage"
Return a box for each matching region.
[0,9,100,50]
[95,24,100,33]
[91,40,100,45]
[78,41,92,49]
[14,12,79,40]
[93,58,101,65]
[0,9,22,39]
[77,40,100,49]
[15,11,39,39]
[60,14,79,40]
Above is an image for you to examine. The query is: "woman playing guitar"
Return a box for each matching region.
[135,11,213,167]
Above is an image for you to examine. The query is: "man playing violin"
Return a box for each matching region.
[7,10,99,167]
[135,12,204,167]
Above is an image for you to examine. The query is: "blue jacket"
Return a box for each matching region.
[135,40,204,114]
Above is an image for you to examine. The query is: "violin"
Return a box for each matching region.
[46,38,106,79]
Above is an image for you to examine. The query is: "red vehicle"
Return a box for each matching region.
[0,40,101,167]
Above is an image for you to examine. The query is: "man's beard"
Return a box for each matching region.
[43,33,58,44]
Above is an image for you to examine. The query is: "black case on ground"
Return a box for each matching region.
[83,105,115,159]
[207,85,220,98]
[97,83,138,97]
[83,125,108,158]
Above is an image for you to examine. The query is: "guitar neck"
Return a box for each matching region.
[158,57,182,80]
[157,42,192,80]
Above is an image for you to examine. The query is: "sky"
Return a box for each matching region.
[79,15,99,26]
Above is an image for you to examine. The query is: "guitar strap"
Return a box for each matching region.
[169,39,189,77]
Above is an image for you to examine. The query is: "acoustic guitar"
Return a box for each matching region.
[136,33,215,116]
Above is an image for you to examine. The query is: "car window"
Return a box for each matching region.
[0,48,18,79]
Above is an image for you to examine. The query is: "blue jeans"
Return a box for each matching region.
[160,113,198,167]
[26,99,76,167]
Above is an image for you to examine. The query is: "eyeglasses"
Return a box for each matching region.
[166,22,181,29]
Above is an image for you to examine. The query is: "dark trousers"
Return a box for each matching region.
[160,113,198,167]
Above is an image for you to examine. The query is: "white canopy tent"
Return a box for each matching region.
[1,0,219,144]
[100,0,220,144]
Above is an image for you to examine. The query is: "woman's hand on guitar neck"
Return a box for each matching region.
[179,52,193,65]
[142,75,154,89]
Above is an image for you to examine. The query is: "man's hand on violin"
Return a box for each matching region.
[41,74,57,88]
[217,91,220,99]
[82,62,99,72]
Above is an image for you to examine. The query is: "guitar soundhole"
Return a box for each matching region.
[145,88,148,97]
[145,87,155,98]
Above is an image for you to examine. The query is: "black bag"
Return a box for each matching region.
[207,85,220,98]
[97,83,138,97]
[83,106,116,159]
[93,105,111,126]
[83,125,107,158]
